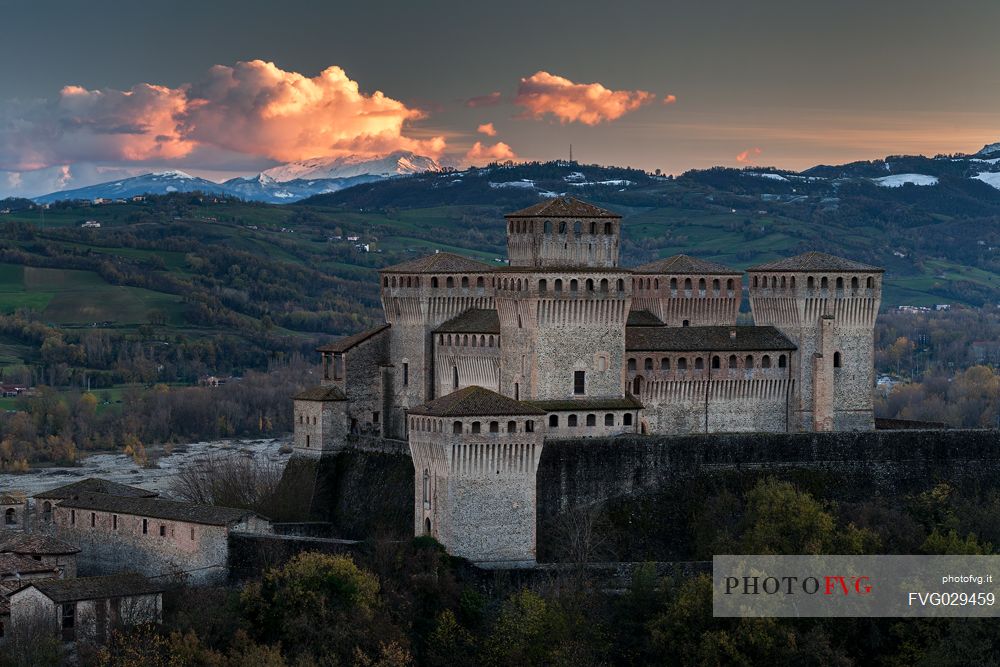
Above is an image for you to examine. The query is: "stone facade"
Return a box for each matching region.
[293,196,883,564]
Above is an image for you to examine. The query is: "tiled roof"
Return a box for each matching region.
[0,532,80,555]
[435,309,500,334]
[633,254,742,275]
[409,386,545,417]
[13,573,164,603]
[527,396,644,411]
[0,553,59,576]
[0,492,24,504]
[293,385,347,402]
[35,478,158,500]
[381,252,494,274]
[747,251,884,272]
[626,310,664,327]
[505,196,620,218]
[56,493,266,527]
[626,325,797,352]
[316,323,390,353]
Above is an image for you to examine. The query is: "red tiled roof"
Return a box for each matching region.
[316,323,390,353]
[381,252,494,274]
[505,196,620,218]
[747,251,883,272]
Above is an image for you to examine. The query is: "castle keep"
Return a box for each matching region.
[293,197,883,566]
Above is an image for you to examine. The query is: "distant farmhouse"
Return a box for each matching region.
[294,196,884,567]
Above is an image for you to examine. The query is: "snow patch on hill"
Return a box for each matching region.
[973,172,1000,190]
[261,151,441,182]
[872,174,939,187]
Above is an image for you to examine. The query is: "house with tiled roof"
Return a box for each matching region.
[292,196,884,565]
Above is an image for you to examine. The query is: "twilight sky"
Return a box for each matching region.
[1,0,999,197]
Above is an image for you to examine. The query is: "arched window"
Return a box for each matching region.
[867,276,874,288]
[525,420,535,432]
[623,413,633,426]
[570,279,578,292]
[727,278,735,294]
[684,278,692,292]
[678,357,687,370]
[628,358,637,371]
[836,277,844,290]
[790,277,796,289]
[851,277,858,290]
[617,279,625,291]
[559,221,567,233]
[834,351,842,368]
[446,276,454,288]
[453,366,459,389]
[586,279,594,292]
[555,279,563,292]
[745,355,754,368]
[605,413,614,426]
[462,335,468,346]
[713,279,720,294]
[391,276,397,288]
[632,376,643,394]
[670,278,678,292]
[644,358,653,371]
[712,355,721,369]
[762,355,771,368]
[660,358,670,371]
[821,277,828,289]
[568,414,578,427]
[425,517,432,535]
[590,222,596,234]
[600,279,609,292]
[695,357,704,370]
[544,221,552,233]
[4,508,16,525]
[508,420,517,432]
[549,414,559,428]
[452,421,462,434]
[654,278,659,290]
[728,354,738,369]
[514,383,519,400]
[762,276,768,288]
[682,320,690,327]
[539,279,547,293]
[574,221,582,235]
[477,276,485,289]
[807,276,815,289]
[753,276,759,288]
[698,278,706,294]
[471,421,481,434]
[586,414,597,427]
[604,222,613,234]
[779,354,787,368]
[383,277,389,287]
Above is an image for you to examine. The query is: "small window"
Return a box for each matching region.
[762,355,771,369]
[678,357,687,371]
[834,351,842,368]
[462,277,469,289]
[586,414,597,427]
[867,276,874,288]
[808,276,815,289]
[745,355,754,369]
[159,525,166,537]
[549,415,559,428]
[190,527,195,540]
[644,358,653,371]
[574,371,586,395]
[142,519,148,535]
[113,515,118,530]
[660,358,670,371]
[836,277,844,290]
[821,277,828,289]
[628,358,637,371]
[623,413,633,426]
[306,435,311,448]
[372,411,379,424]
[4,508,16,525]
[508,420,517,432]
[695,357,704,370]
[682,320,690,327]
[525,420,534,433]
[568,414,578,427]
[712,356,721,369]
[570,279,578,292]
[604,413,614,426]
[403,363,409,386]
[779,354,787,368]
[539,279,547,293]
[453,366,459,390]
[453,421,462,434]
[670,278,677,291]
[729,354,738,369]
[490,421,499,433]
[71,510,75,525]
[471,421,481,434]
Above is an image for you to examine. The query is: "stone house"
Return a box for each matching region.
[33,478,158,528]
[9,573,162,644]
[293,196,884,565]
[1,493,26,532]
[0,532,80,578]
[50,492,271,585]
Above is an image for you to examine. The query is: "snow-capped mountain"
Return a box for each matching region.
[977,143,1000,157]
[34,170,230,203]
[221,172,384,204]
[259,151,442,182]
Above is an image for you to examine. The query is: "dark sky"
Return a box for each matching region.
[1,0,998,195]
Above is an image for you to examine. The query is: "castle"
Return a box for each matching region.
[293,197,883,567]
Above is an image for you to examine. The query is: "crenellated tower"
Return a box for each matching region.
[747,252,883,432]
[497,198,631,401]
[630,255,743,326]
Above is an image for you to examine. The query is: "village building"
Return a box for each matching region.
[0,533,80,578]
[8,573,162,645]
[293,196,884,565]
[1,493,26,532]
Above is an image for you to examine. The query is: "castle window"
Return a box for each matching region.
[462,277,469,289]
[729,354,738,369]
[432,277,439,288]
[159,525,166,537]
[684,278,692,293]
[699,278,706,295]
[670,278,678,292]
[471,421,481,434]
[403,363,409,386]
[628,358,636,371]
[471,336,477,347]
[525,420,534,432]
[508,420,517,432]
[851,276,859,290]
[597,355,607,372]
[727,278,735,294]
[781,276,787,288]
[867,276,874,288]
[391,276,397,288]
[555,279,563,292]
[590,222,596,234]
[753,276,759,288]
[633,376,643,394]
[654,278,659,290]
[574,371,586,395]
[624,413,633,426]
[490,421,499,433]
[90,512,95,527]
[617,279,625,291]
[600,279,609,292]
[661,358,670,371]
[678,357,687,370]
[605,413,614,426]
[539,279,547,292]
[453,421,462,434]
[574,221,582,235]
[373,411,379,423]
[71,509,75,525]
[559,221,567,234]
[446,277,454,288]
[142,519,148,534]
[821,277,828,289]
[695,357,704,370]
[586,414,596,427]
[712,356,721,369]
[383,277,388,287]
[644,358,653,371]
[682,320,690,327]
[549,415,559,428]
[477,276,485,289]
[586,279,594,292]
[745,355,754,369]
[790,277,796,288]
[422,469,430,508]
[299,414,303,424]
[762,276,768,288]
[514,383,519,400]
[113,515,117,530]
[762,355,771,368]
[462,335,468,346]
[568,415,578,427]
[453,367,459,389]
[570,279,578,292]
[543,221,552,233]
[834,351,842,368]
[808,276,815,289]
[604,222,612,234]
[415,277,420,287]
[489,335,494,347]
[779,354,787,368]
[836,277,844,290]
[713,279,720,294]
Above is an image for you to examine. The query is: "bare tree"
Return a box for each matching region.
[169,453,284,514]
[0,608,64,667]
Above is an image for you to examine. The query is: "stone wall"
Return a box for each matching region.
[637,378,793,434]
[630,274,741,326]
[434,333,501,397]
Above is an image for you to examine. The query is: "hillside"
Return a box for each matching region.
[1,153,999,388]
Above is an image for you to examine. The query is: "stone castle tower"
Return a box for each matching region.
[747,253,883,431]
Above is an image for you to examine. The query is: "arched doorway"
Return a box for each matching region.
[424,518,432,535]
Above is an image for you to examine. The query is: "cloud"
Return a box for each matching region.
[513,71,656,125]
[0,60,445,178]
[736,147,763,163]
[465,92,503,108]
[663,94,677,105]
[466,141,516,164]
[477,123,497,137]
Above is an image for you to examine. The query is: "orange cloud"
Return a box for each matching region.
[477,123,497,137]
[514,71,656,125]
[466,141,517,163]
[663,94,677,105]
[736,147,763,163]
[466,92,503,108]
